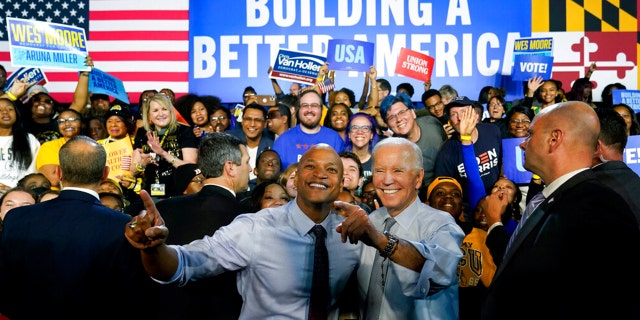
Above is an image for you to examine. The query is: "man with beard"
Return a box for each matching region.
[273,90,344,169]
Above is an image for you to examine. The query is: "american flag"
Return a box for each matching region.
[316,78,335,94]
[0,0,189,105]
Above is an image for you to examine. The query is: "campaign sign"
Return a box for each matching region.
[326,39,374,72]
[87,68,130,104]
[394,48,434,82]
[6,17,89,71]
[511,55,554,82]
[4,67,48,93]
[502,137,532,184]
[612,89,640,113]
[270,49,326,85]
[513,37,553,56]
[624,135,640,176]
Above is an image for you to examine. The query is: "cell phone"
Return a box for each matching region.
[255,95,276,106]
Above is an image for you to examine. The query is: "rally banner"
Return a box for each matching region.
[326,39,374,72]
[6,17,89,71]
[189,1,533,103]
[394,47,435,82]
[269,49,326,85]
[87,68,130,104]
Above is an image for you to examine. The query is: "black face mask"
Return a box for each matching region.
[32,187,51,196]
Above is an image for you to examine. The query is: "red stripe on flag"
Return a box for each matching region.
[89,31,189,41]
[89,10,189,20]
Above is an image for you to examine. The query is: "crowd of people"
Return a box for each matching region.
[0,59,639,319]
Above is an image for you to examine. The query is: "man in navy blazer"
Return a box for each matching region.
[153,132,253,320]
[481,101,640,319]
[591,107,640,229]
[0,136,155,319]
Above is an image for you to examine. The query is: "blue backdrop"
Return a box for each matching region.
[189,1,532,103]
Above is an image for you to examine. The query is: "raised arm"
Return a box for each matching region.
[356,70,370,110]
[458,105,486,209]
[334,201,426,272]
[68,56,94,114]
[267,66,284,96]
[124,190,179,280]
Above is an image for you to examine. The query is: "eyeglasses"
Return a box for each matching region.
[426,101,443,110]
[489,103,503,107]
[349,125,372,133]
[510,119,531,125]
[300,103,321,109]
[243,93,256,98]
[242,117,265,124]
[386,108,411,122]
[267,112,280,119]
[57,117,80,125]
[210,116,227,122]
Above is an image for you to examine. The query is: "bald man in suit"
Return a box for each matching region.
[482,101,640,320]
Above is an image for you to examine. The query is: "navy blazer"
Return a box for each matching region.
[481,170,640,320]
[153,185,252,320]
[592,160,640,228]
[0,189,155,319]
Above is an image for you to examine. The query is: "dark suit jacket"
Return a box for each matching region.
[481,170,640,320]
[592,160,640,228]
[0,190,155,319]
[153,185,252,320]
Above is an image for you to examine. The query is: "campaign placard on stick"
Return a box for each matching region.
[612,89,640,113]
[6,17,89,71]
[511,55,554,81]
[270,49,326,85]
[624,135,640,176]
[87,68,130,104]
[103,138,134,181]
[394,48,434,82]
[4,67,48,92]
[502,137,532,184]
[513,37,554,57]
[326,39,374,72]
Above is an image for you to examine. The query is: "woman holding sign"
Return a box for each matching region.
[97,104,141,206]
[130,94,198,202]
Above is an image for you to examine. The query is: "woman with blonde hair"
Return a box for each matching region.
[131,94,198,200]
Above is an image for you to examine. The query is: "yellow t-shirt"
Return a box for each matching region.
[35,137,67,170]
[457,227,497,288]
